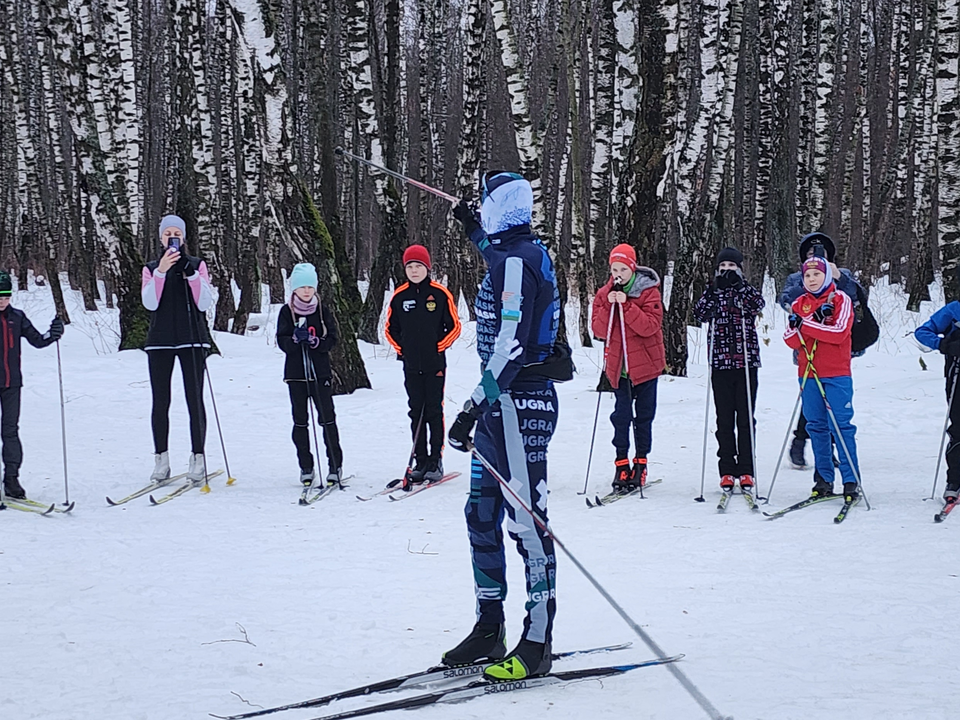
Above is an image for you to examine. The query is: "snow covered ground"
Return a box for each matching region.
[2,279,957,720]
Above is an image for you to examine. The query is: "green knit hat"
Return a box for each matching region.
[0,271,12,297]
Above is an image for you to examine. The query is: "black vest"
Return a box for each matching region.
[144,256,212,350]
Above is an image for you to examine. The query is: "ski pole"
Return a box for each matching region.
[578,386,603,495]
[183,275,212,493]
[928,361,959,500]
[739,300,760,498]
[617,301,644,498]
[797,332,870,509]
[469,446,731,720]
[56,340,70,506]
[580,301,618,496]
[400,408,426,491]
[334,147,459,204]
[204,367,235,485]
[763,344,815,504]
[695,322,713,502]
[299,318,324,491]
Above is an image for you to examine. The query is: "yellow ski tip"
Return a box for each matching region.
[226,476,237,486]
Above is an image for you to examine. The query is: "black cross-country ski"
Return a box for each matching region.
[763,493,842,520]
[149,470,224,505]
[107,472,188,506]
[208,643,635,720]
[296,657,683,720]
[388,472,461,501]
[586,479,662,508]
[833,494,861,524]
[935,498,958,523]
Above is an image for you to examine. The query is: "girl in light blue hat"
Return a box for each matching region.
[276,263,343,486]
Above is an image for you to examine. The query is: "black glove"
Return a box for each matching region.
[941,330,960,357]
[788,313,803,330]
[48,317,64,341]
[453,199,481,237]
[715,269,743,290]
[174,252,191,275]
[292,325,311,344]
[448,401,481,452]
[812,303,834,324]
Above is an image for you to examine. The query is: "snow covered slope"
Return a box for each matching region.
[1,280,956,720]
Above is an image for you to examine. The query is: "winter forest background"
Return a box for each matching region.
[2,0,957,392]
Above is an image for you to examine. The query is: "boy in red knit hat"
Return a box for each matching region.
[783,255,861,503]
[385,245,461,485]
[590,244,666,493]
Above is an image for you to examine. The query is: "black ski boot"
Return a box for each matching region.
[612,458,632,494]
[3,475,25,500]
[423,458,443,484]
[811,475,835,498]
[945,484,960,503]
[403,459,427,489]
[631,457,648,487]
[789,438,807,468]
[843,482,859,501]
[441,623,506,667]
[483,638,552,681]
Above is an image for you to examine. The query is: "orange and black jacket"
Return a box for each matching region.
[385,279,461,373]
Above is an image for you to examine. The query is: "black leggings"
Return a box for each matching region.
[289,379,343,473]
[149,348,207,454]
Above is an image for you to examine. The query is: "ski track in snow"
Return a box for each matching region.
[2,283,957,720]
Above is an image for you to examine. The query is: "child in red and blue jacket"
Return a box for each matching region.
[783,256,860,501]
[915,301,960,503]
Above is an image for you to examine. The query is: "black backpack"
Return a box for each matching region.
[850,283,880,355]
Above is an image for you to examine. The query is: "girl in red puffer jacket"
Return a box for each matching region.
[591,244,666,493]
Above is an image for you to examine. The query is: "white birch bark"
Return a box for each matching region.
[490,0,543,225]
[937,0,960,280]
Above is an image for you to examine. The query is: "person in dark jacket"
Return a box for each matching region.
[0,271,64,499]
[915,301,960,505]
[276,263,343,487]
[141,214,216,485]
[693,247,765,491]
[778,232,865,471]
[385,244,461,485]
[444,171,560,682]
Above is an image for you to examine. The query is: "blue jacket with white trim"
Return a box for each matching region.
[466,222,560,410]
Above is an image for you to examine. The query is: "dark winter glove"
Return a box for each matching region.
[940,330,960,357]
[788,313,803,330]
[48,317,64,341]
[448,401,482,452]
[715,269,743,291]
[292,325,311,344]
[812,303,834,324]
[453,199,481,237]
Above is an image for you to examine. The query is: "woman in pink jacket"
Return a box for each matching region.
[591,244,666,493]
